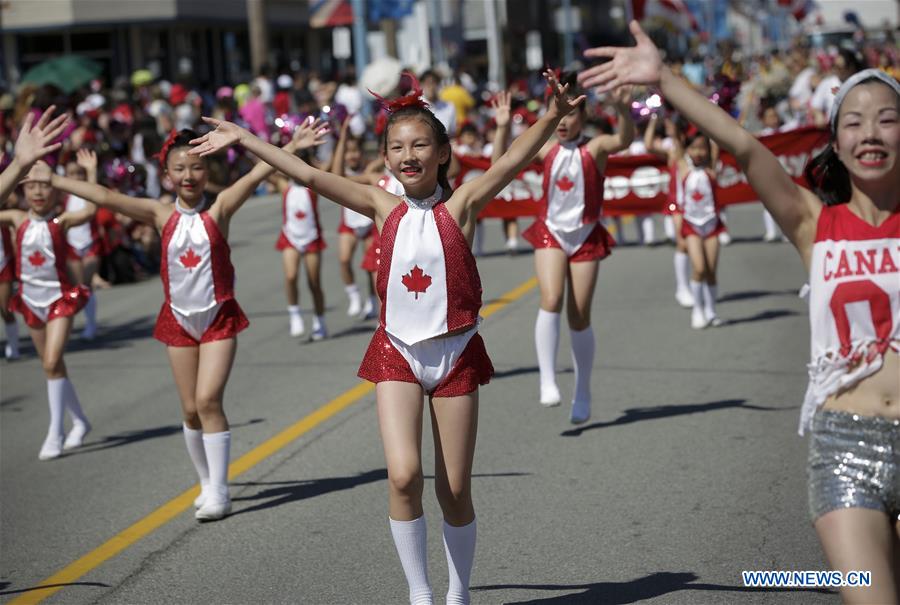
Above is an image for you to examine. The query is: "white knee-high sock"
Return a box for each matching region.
[183,424,210,485]
[443,519,476,605]
[663,215,676,241]
[570,327,595,405]
[202,431,231,498]
[84,293,97,330]
[535,310,560,391]
[4,320,19,357]
[390,516,433,605]
[674,251,690,293]
[640,215,655,244]
[46,378,66,439]
[61,378,88,424]
[763,210,780,238]
[690,280,705,315]
[703,283,718,318]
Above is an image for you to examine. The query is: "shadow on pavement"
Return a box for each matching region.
[64,316,157,352]
[472,571,833,604]
[70,418,265,455]
[493,366,572,380]
[717,289,799,303]
[724,309,799,326]
[0,581,111,597]
[561,399,785,437]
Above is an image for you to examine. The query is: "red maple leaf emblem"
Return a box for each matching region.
[179,248,202,271]
[294,209,307,220]
[28,250,46,267]
[401,265,432,300]
[556,176,575,192]
[691,190,705,202]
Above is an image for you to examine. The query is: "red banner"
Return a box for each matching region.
[455,127,829,219]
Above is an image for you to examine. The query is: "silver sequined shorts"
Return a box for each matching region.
[808,410,900,523]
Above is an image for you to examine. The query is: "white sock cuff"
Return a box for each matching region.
[537,308,560,321]
[201,430,231,444]
[287,305,301,315]
[570,325,593,338]
[183,423,202,436]
[345,283,360,294]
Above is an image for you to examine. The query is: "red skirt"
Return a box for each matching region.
[522,220,616,262]
[153,298,249,347]
[681,216,725,239]
[275,232,327,254]
[10,286,91,329]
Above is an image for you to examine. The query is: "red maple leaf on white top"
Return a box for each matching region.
[179,248,202,271]
[294,209,307,220]
[28,250,46,267]
[401,265,432,300]
[690,190,705,202]
[556,176,575,192]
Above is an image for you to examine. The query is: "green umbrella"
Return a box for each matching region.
[21,55,103,94]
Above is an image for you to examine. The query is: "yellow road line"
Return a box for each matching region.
[11,275,538,605]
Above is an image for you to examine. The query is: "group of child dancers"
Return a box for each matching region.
[2,33,897,602]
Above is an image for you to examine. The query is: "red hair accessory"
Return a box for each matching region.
[684,124,700,139]
[155,129,179,166]
[369,71,429,114]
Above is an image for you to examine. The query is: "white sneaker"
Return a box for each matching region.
[63,420,91,450]
[505,238,518,255]
[194,482,210,509]
[361,297,377,320]
[38,434,64,460]
[718,231,732,246]
[4,343,19,360]
[289,315,305,337]
[346,297,362,317]
[763,232,779,243]
[540,384,561,407]
[675,288,695,308]
[195,489,231,521]
[706,315,724,328]
[311,325,328,341]
[691,309,709,330]
[570,399,591,424]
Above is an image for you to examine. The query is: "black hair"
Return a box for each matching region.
[459,122,479,137]
[557,71,586,113]
[805,144,850,206]
[382,107,453,193]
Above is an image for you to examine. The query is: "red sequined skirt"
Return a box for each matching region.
[275,232,327,253]
[154,298,249,346]
[681,216,725,239]
[522,220,615,262]
[10,286,91,329]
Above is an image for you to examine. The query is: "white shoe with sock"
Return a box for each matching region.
[61,378,90,449]
[535,309,561,407]
[362,296,377,319]
[689,281,708,329]
[183,424,211,508]
[39,378,67,460]
[390,516,434,605]
[196,431,231,521]
[345,284,362,317]
[4,321,20,359]
[311,315,328,341]
[673,252,694,308]
[443,519,476,605]
[288,305,305,337]
[703,283,722,327]
[569,327,594,424]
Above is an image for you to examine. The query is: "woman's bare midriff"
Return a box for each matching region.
[822,348,900,419]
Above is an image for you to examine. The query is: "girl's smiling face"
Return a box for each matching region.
[23,181,57,216]
[384,117,449,197]
[833,82,900,184]
[165,147,208,202]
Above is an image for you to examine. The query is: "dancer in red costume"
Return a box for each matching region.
[63,149,102,339]
[190,70,585,605]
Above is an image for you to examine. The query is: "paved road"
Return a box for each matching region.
[1,198,836,604]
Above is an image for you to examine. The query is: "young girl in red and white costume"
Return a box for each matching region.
[333,117,378,319]
[583,25,900,603]
[63,149,101,339]
[192,71,585,605]
[0,108,94,460]
[672,127,725,329]
[271,118,331,339]
[516,72,634,424]
[45,128,298,521]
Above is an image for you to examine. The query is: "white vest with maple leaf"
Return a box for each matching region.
[679,166,718,227]
[380,186,482,345]
[16,215,70,307]
[542,140,603,233]
[65,194,98,251]
[161,200,235,316]
[282,184,322,250]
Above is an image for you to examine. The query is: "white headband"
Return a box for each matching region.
[829,68,900,132]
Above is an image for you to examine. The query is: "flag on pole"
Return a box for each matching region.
[309,0,354,28]
[631,0,699,32]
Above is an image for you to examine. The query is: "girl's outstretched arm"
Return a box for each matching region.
[490,90,512,163]
[579,21,820,257]
[453,70,585,215]
[0,106,70,203]
[191,118,388,219]
[215,117,329,221]
[586,85,636,159]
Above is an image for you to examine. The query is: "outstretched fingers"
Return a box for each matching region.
[43,113,70,142]
[579,62,619,91]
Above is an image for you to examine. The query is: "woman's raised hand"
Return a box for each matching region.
[491,90,512,129]
[578,21,663,93]
[13,106,70,167]
[189,118,246,157]
[289,116,330,151]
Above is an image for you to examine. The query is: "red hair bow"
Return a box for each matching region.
[369,71,429,114]
[155,129,179,166]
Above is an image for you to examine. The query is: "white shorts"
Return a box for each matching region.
[171,303,223,342]
[386,323,480,393]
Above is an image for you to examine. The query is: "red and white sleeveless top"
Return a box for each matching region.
[378,171,405,196]
[282,183,323,250]
[0,226,12,275]
[16,215,72,307]
[378,186,482,345]
[160,200,236,316]
[64,194,99,251]
[341,167,375,231]
[800,203,900,434]
[678,165,718,226]
[540,140,603,231]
